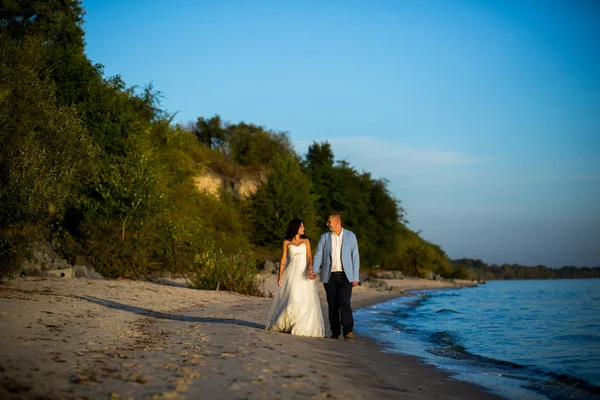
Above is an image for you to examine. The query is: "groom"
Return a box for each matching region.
[310,213,360,341]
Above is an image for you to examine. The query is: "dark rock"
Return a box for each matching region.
[24,269,47,277]
[262,260,277,275]
[21,242,69,275]
[363,279,389,291]
[19,242,103,280]
[72,265,103,279]
[374,271,405,279]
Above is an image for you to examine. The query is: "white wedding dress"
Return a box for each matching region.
[265,243,325,337]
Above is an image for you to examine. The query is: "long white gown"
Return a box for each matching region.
[265,243,325,337]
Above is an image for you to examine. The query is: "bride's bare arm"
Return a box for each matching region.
[278,240,289,287]
[304,239,313,278]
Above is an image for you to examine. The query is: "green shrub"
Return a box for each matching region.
[0,35,95,276]
[65,121,253,280]
[74,222,154,279]
[190,243,263,296]
[381,224,455,278]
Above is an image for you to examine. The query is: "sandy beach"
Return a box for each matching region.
[0,274,501,399]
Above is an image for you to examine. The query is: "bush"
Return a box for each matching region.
[190,243,263,296]
[65,121,252,279]
[381,224,454,278]
[73,223,154,279]
[0,35,95,276]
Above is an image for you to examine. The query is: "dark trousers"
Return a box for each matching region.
[324,272,354,336]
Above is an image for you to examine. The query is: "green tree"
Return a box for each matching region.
[303,142,406,267]
[228,122,294,168]
[329,161,373,260]
[364,177,404,266]
[192,115,229,152]
[0,0,85,50]
[90,154,163,241]
[2,0,163,235]
[0,35,95,275]
[192,116,294,168]
[303,141,336,220]
[250,155,318,248]
[0,0,102,108]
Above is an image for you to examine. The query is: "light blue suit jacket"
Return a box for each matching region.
[312,229,360,283]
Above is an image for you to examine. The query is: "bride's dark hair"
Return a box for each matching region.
[284,218,305,241]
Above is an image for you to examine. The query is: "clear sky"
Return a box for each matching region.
[81,0,600,267]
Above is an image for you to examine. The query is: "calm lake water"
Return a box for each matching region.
[355,279,600,400]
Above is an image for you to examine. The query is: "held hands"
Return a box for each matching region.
[308,270,316,280]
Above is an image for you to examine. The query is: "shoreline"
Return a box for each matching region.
[0,275,501,399]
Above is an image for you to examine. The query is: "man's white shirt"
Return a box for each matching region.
[331,228,344,272]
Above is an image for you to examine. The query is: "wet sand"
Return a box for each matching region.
[0,275,500,399]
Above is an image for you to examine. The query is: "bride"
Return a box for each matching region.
[265,218,325,337]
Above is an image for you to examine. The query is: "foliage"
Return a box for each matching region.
[66,120,251,279]
[0,0,85,51]
[91,154,163,241]
[250,155,318,249]
[9,0,594,291]
[189,243,263,296]
[382,225,453,278]
[303,141,405,268]
[0,0,103,108]
[228,122,293,168]
[192,115,228,152]
[0,34,95,276]
[452,258,600,280]
[62,81,169,276]
[302,141,336,218]
[192,115,294,170]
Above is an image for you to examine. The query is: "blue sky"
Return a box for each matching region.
[82,0,600,267]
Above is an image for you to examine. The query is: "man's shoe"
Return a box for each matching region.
[344,332,355,341]
[330,334,340,339]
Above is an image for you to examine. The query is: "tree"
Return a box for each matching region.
[192,115,228,152]
[89,154,163,241]
[0,0,101,107]
[250,155,318,248]
[302,141,409,267]
[228,122,294,168]
[192,116,295,169]
[303,141,336,220]
[0,35,95,275]
[0,0,85,50]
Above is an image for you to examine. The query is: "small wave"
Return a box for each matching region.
[523,375,600,400]
[544,371,600,397]
[392,310,413,319]
[368,309,399,317]
[376,294,431,320]
[428,331,525,368]
[436,308,461,314]
[438,292,461,297]
[405,294,430,309]
[429,331,460,347]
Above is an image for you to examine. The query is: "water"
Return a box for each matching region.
[355,279,600,399]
